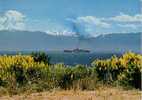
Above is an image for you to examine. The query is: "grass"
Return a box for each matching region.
[0,87,141,100]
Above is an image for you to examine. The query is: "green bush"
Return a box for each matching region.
[72,65,91,80]
[31,51,50,64]
[92,52,142,89]
[118,52,142,89]
[0,52,141,95]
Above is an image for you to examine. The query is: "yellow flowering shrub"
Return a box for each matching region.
[0,52,141,91]
[92,52,142,89]
[0,54,49,86]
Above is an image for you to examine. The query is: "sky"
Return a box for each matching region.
[0,0,142,37]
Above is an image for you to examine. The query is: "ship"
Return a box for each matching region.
[64,48,90,53]
[63,21,91,53]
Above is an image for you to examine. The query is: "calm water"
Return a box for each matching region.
[0,51,122,65]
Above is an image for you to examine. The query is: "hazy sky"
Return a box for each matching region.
[0,0,142,36]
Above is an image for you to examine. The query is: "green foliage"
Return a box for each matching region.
[0,52,141,95]
[118,52,142,89]
[31,51,50,64]
[72,65,91,80]
[92,52,142,89]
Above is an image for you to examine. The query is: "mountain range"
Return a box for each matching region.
[0,30,141,53]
